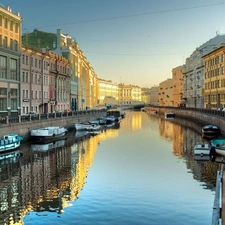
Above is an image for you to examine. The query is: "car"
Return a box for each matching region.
[28,111,37,115]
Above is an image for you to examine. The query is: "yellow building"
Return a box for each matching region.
[0,4,23,116]
[98,79,118,107]
[202,44,225,109]
[158,79,173,106]
[172,65,185,107]
[118,83,142,107]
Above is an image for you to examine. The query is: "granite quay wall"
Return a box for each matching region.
[146,106,225,137]
[0,109,107,141]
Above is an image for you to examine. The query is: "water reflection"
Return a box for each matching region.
[0,111,221,225]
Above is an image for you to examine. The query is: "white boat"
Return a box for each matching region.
[86,124,101,131]
[165,112,175,118]
[75,123,95,131]
[31,139,66,151]
[194,142,210,155]
[0,134,23,152]
[30,126,67,141]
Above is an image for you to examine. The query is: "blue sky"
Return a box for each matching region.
[2,0,225,87]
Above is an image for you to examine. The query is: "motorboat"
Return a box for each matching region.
[106,109,123,122]
[30,126,67,141]
[165,112,175,118]
[194,142,211,155]
[31,139,66,151]
[202,125,220,136]
[210,138,225,158]
[0,134,23,153]
[75,123,93,131]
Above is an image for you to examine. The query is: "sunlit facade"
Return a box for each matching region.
[0,4,22,116]
[158,79,173,106]
[118,83,142,106]
[98,79,118,107]
[202,44,225,109]
[172,65,185,107]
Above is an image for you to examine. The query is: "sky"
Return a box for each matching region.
[2,0,225,87]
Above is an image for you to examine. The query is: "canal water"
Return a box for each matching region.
[0,110,220,225]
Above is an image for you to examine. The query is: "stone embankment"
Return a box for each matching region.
[146,106,225,136]
[0,110,106,140]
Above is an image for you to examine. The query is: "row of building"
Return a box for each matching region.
[1,3,225,117]
[0,4,152,117]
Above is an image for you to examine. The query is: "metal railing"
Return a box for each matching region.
[2,109,107,125]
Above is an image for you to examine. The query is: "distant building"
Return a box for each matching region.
[118,83,142,106]
[148,86,158,105]
[158,79,173,106]
[98,79,118,107]
[172,65,185,107]
[183,34,225,108]
[0,4,23,116]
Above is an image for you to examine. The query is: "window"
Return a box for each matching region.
[23,90,25,98]
[26,90,28,98]
[9,58,17,80]
[10,38,13,50]
[10,20,13,31]
[22,55,25,64]
[22,72,25,82]
[0,56,6,79]
[0,35,2,46]
[0,98,6,111]
[15,23,18,33]
[26,56,28,65]
[0,15,2,26]
[35,59,37,67]
[26,72,28,82]
[15,41,18,51]
[4,37,7,48]
[4,17,8,29]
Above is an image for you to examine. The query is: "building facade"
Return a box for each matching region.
[203,44,225,109]
[0,4,22,116]
[172,65,185,107]
[183,34,225,108]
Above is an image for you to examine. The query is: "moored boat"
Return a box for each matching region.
[0,134,23,153]
[30,126,67,141]
[106,109,123,122]
[194,142,210,155]
[202,124,220,136]
[165,112,175,118]
[210,138,225,158]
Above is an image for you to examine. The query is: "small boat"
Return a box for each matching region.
[194,142,210,155]
[75,123,93,131]
[30,126,67,141]
[0,134,23,152]
[31,139,66,151]
[106,109,123,122]
[165,112,175,118]
[75,123,100,131]
[210,138,225,157]
[105,116,117,124]
[202,125,220,136]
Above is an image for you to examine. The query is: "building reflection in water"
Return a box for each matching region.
[0,112,221,224]
[157,114,220,188]
[0,125,120,225]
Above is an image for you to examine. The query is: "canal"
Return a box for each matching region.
[0,110,221,225]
